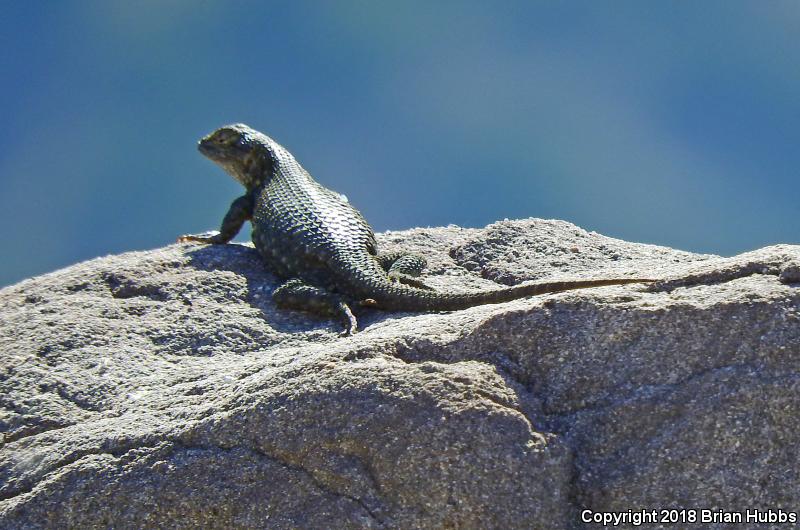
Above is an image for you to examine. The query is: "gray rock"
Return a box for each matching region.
[1,218,798,529]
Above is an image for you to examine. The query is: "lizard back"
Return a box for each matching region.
[250,138,380,292]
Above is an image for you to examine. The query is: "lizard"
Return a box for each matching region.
[179,123,655,335]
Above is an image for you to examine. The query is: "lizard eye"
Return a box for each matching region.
[215,133,235,146]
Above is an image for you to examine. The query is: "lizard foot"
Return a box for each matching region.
[388,272,435,290]
[338,303,358,336]
[177,231,225,244]
[273,279,358,336]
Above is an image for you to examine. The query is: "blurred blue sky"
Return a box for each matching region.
[1,1,799,287]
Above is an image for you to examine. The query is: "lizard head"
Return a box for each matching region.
[198,124,272,190]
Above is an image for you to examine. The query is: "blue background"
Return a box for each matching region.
[2,1,799,287]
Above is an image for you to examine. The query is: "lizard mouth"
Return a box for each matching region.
[197,139,222,160]
[198,138,246,165]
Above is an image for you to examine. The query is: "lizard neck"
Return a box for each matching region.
[238,150,273,192]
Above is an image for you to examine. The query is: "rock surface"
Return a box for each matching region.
[1,218,799,529]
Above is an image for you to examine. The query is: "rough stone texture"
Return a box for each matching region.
[1,218,799,529]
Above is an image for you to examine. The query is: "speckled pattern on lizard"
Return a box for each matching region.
[179,124,654,335]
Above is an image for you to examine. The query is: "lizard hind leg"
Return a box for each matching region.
[377,252,434,290]
[272,279,358,336]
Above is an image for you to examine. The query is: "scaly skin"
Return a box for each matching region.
[180,124,654,335]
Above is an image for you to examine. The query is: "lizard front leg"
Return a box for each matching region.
[179,193,255,244]
[272,279,358,336]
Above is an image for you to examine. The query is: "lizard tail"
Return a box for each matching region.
[367,277,655,312]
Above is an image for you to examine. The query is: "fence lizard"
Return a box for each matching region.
[180,124,653,335]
